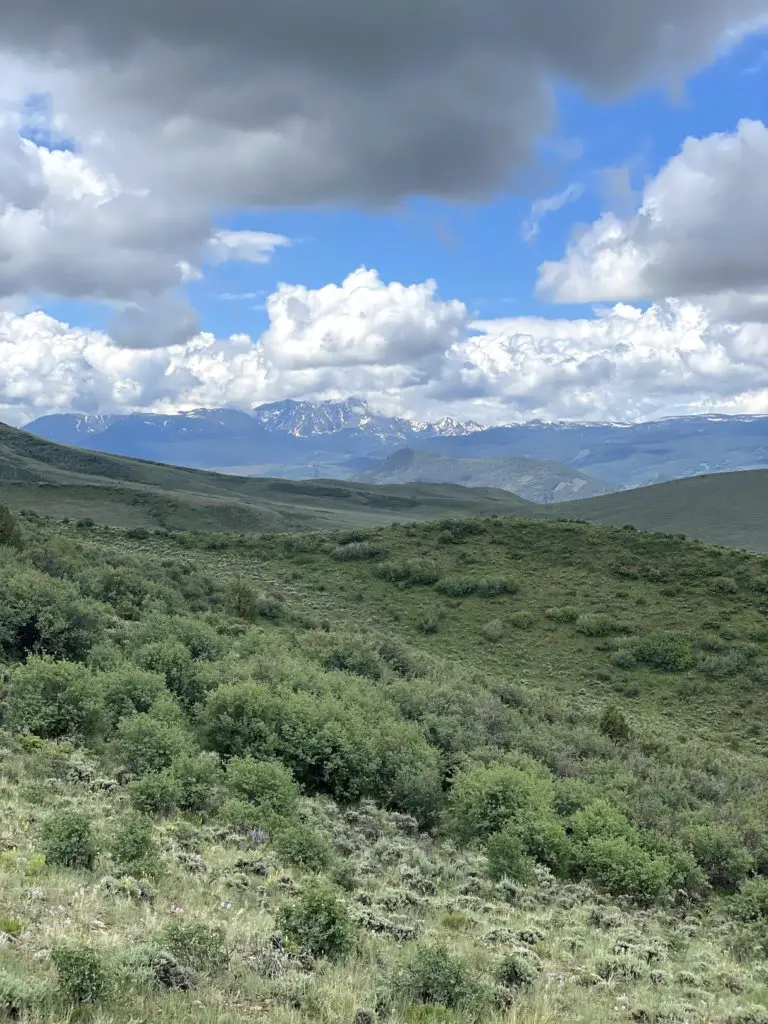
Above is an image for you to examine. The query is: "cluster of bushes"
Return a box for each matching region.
[1,507,768,912]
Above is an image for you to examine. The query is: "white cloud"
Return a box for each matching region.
[521,183,583,241]
[538,119,768,314]
[4,268,768,429]
[208,230,291,265]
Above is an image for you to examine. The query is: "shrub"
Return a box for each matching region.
[509,610,536,630]
[482,619,504,642]
[443,762,552,845]
[51,943,110,1003]
[377,559,440,586]
[277,882,355,960]
[0,567,103,661]
[599,704,631,742]
[485,829,536,883]
[544,606,580,623]
[162,920,229,974]
[578,836,671,904]
[136,640,201,708]
[169,752,223,812]
[110,816,161,878]
[101,666,167,722]
[330,541,385,561]
[274,824,334,872]
[226,756,300,818]
[218,796,265,832]
[435,577,477,597]
[3,656,107,742]
[320,636,383,680]
[111,711,194,777]
[0,506,22,548]
[576,613,620,637]
[497,949,542,988]
[733,877,768,921]
[683,822,753,892]
[0,970,46,1017]
[40,811,98,871]
[476,576,518,598]
[396,943,480,1009]
[628,631,695,672]
[127,771,182,816]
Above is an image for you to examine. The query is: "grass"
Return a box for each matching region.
[2,502,768,1021]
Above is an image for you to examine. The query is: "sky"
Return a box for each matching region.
[1,2,768,427]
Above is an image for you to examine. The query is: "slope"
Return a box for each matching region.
[2,511,768,1023]
[355,446,614,502]
[0,420,534,532]
[560,469,768,551]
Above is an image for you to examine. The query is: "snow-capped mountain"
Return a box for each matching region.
[250,398,483,439]
[22,403,768,491]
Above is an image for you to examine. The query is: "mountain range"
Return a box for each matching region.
[25,398,768,496]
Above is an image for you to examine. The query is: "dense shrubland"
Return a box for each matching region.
[2,508,768,1021]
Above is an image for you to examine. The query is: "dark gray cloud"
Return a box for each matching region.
[2,0,766,206]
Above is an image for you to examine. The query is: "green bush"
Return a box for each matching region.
[396,943,480,1009]
[485,828,536,883]
[169,752,223,812]
[577,835,671,904]
[274,824,334,872]
[319,636,383,680]
[51,943,110,1003]
[277,881,355,960]
[226,756,300,818]
[127,770,182,815]
[627,631,695,672]
[101,665,167,722]
[476,576,518,598]
[0,970,46,1017]
[330,541,385,561]
[111,710,194,777]
[544,606,580,623]
[377,559,440,586]
[161,920,229,973]
[0,567,103,661]
[0,506,22,548]
[40,810,98,871]
[599,704,631,742]
[218,796,266,832]
[732,877,768,921]
[435,577,477,597]
[497,949,542,988]
[683,822,753,892]
[481,618,504,642]
[136,640,202,708]
[110,816,161,877]
[576,613,621,637]
[509,609,536,630]
[3,656,107,742]
[443,762,552,845]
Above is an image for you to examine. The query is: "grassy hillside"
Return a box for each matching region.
[2,508,768,1022]
[561,470,768,551]
[0,422,534,532]
[354,447,613,502]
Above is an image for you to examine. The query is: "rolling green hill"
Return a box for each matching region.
[2,510,768,1022]
[560,469,768,551]
[354,447,614,502]
[0,421,534,532]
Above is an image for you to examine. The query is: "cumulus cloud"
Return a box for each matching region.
[538,119,768,315]
[3,268,768,429]
[0,120,291,346]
